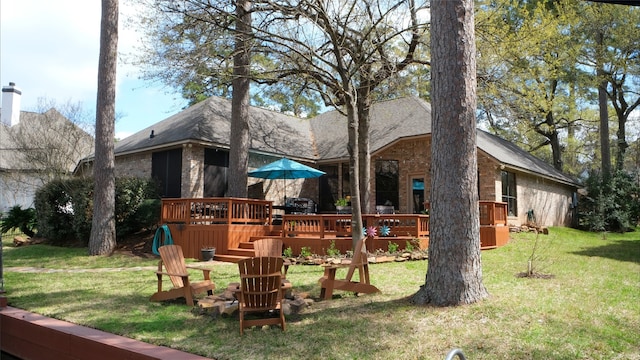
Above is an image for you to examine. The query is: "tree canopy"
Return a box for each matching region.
[476,0,640,177]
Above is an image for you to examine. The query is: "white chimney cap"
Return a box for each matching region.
[2,82,22,127]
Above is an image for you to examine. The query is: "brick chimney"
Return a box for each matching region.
[2,82,22,127]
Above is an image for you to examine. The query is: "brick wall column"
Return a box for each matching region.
[477,153,499,201]
[181,144,204,198]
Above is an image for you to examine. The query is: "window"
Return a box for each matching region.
[152,149,182,198]
[376,160,399,208]
[501,171,517,216]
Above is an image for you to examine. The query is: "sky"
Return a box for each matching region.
[1,0,188,139]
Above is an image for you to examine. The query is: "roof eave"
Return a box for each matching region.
[501,163,581,188]
[85,139,319,166]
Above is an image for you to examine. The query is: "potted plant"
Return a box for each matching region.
[335,197,351,214]
[201,246,216,261]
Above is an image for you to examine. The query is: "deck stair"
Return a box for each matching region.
[222,234,286,261]
[211,254,249,263]
[226,246,255,258]
[216,239,257,262]
[238,242,255,249]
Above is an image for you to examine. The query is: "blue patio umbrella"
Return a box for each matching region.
[248,158,325,202]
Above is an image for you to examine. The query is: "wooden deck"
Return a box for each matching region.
[160,198,507,261]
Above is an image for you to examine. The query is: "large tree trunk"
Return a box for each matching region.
[228,0,251,198]
[615,113,627,172]
[598,79,610,178]
[412,0,488,306]
[596,30,611,179]
[345,92,364,249]
[611,91,634,172]
[546,112,563,171]
[357,84,372,214]
[89,0,118,256]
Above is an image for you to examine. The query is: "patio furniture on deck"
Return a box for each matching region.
[236,257,287,335]
[318,237,380,300]
[149,245,215,306]
[376,205,395,214]
[285,197,317,214]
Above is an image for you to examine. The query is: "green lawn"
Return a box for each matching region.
[3,227,639,359]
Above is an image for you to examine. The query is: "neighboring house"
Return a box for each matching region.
[77,96,580,227]
[0,83,95,213]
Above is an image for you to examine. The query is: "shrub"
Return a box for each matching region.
[34,178,87,243]
[326,240,341,257]
[67,178,96,243]
[578,170,640,232]
[300,246,312,257]
[114,178,161,237]
[34,177,160,245]
[283,246,293,258]
[129,199,162,231]
[405,240,415,252]
[1,205,37,237]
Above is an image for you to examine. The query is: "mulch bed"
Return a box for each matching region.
[10,229,157,258]
[114,230,156,258]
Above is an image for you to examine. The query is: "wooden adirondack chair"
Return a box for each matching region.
[237,257,286,335]
[253,238,289,278]
[150,245,215,306]
[253,238,283,257]
[318,237,380,300]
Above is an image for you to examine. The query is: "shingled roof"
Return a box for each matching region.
[477,130,578,186]
[310,97,578,186]
[113,95,579,187]
[114,96,316,159]
[1,109,93,172]
[310,97,432,159]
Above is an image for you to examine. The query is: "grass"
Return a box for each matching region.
[3,227,639,359]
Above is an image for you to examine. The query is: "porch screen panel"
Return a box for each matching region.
[152,148,182,198]
[319,164,339,212]
[376,160,399,208]
[501,170,517,216]
[204,148,229,197]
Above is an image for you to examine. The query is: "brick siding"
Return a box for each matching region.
[114,153,151,179]
[112,137,574,225]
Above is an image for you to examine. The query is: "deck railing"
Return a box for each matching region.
[161,197,272,225]
[366,214,430,238]
[160,198,508,259]
[479,201,507,226]
[161,198,504,230]
[281,213,430,239]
